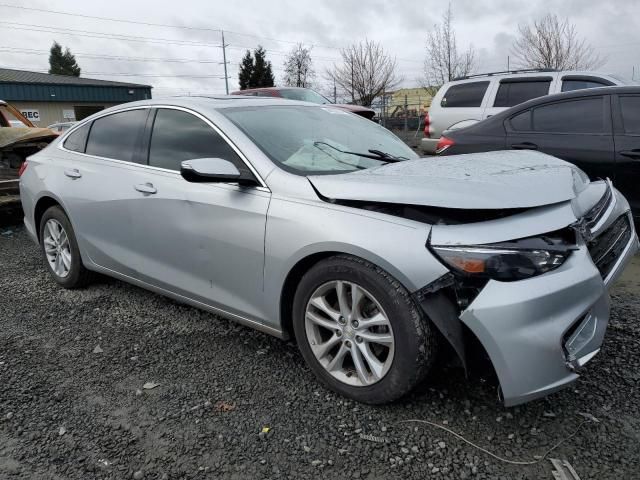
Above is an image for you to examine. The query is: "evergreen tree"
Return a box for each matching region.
[48,41,81,76]
[250,46,275,88]
[238,50,254,90]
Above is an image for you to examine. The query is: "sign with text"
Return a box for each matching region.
[20,110,40,123]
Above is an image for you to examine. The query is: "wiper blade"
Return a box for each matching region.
[367,149,407,162]
[313,142,405,163]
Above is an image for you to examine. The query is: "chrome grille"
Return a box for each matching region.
[587,214,632,278]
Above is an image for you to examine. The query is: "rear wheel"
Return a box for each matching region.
[39,206,93,288]
[293,255,437,404]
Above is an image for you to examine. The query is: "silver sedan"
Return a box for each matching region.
[19,97,639,406]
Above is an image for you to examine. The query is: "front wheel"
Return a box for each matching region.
[292,255,437,404]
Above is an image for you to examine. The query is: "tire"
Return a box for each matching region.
[39,205,94,289]
[292,254,437,404]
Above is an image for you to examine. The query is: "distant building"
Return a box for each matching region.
[0,68,152,126]
[384,87,433,116]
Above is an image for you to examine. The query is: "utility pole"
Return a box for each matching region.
[507,55,510,71]
[221,30,229,95]
[333,78,337,104]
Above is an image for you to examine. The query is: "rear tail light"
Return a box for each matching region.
[423,112,431,138]
[18,161,28,177]
[435,136,455,154]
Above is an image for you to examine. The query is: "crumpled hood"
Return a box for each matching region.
[0,127,57,149]
[308,150,589,210]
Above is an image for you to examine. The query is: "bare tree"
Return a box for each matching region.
[326,39,400,107]
[283,43,315,88]
[512,14,604,70]
[423,3,475,90]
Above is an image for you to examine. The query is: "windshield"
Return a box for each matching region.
[277,88,332,104]
[222,105,418,174]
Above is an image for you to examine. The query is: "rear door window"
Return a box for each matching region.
[148,108,246,172]
[493,79,551,107]
[619,96,640,134]
[63,123,91,153]
[532,97,606,133]
[85,109,148,163]
[440,81,489,108]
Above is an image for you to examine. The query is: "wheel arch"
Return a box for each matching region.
[33,194,67,241]
[277,244,418,340]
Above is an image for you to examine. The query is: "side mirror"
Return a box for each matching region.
[181,158,251,184]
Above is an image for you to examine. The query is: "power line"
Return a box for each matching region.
[0,21,223,48]
[0,5,425,87]
[0,67,227,79]
[0,3,424,63]
[0,47,225,64]
[0,2,343,51]
[0,3,222,32]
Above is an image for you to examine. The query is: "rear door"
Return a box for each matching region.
[61,108,150,276]
[612,94,640,217]
[505,95,615,181]
[483,77,553,119]
[128,107,271,321]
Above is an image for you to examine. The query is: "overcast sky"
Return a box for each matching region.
[0,0,638,99]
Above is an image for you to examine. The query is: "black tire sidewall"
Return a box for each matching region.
[293,256,435,404]
[39,206,85,288]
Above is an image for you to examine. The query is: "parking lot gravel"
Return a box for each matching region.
[1,224,639,479]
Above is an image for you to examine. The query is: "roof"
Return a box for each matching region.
[454,86,640,131]
[506,85,640,111]
[106,95,316,110]
[0,68,151,88]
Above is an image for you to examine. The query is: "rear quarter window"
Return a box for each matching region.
[440,81,490,108]
[561,78,613,92]
[63,123,91,153]
[508,110,532,131]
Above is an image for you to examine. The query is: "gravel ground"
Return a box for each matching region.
[1,225,639,480]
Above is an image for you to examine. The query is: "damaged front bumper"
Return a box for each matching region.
[422,184,638,407]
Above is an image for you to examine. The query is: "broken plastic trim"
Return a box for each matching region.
[312,195,529,225]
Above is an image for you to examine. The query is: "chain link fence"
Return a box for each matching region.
[372,95,430,149]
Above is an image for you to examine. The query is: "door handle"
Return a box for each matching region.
[619,150,640,160]
[64,168,81,179]
[134,182,157,194]
[511,142,538,150]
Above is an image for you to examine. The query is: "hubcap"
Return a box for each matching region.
[304,281,395,387]
[43,219,72,278]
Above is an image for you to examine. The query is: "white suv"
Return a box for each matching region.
[422,69,633,154]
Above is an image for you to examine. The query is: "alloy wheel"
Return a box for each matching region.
[304,280,395,387]
[43,219,72,278]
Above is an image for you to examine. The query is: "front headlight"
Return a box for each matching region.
[430,242,572,281]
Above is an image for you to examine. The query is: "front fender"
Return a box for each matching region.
[263,196,450,330]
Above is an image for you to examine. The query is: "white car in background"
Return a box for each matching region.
[422,69,634,154]
[47,122,77,135]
